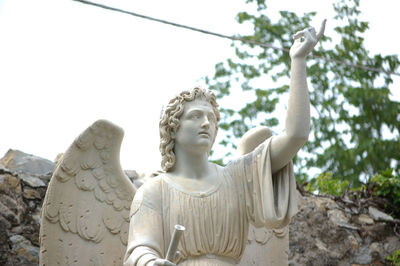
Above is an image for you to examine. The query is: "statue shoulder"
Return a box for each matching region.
[238,126,272,156]
[131,176,164,216]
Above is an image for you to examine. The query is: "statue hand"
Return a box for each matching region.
[290,19,326,60]
[149,258,177,266]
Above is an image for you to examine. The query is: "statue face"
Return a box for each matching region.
[175,99,217,153]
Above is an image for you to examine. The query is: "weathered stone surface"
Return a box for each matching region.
[38,172,52,184]
[0,161,9,173]
[0,150,49,265]
[385,236,400,254]
[347,234,359,251]
[32,208,41,226]
[0,149,55,176]
[327,208,349,226]
[0,226,11,265]
[0,194,26,226]
[0,174,22,194]
[369,206,394,222]
[312,196,338,212]
[18,173,46,187]
[357,213,375,225]
[289,194,400,265]
[23,188,41,199]
[10,235,39,265]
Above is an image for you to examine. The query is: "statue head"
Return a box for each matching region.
[159,87,220,172]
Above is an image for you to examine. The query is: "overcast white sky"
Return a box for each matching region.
[0,0,399,173]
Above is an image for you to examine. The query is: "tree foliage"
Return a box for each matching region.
[304,172,350,196]
[207,0,400,185]
[369,169,400,218]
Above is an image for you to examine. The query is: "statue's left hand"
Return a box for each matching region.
[290,19,326,59]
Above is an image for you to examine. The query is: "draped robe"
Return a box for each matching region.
[124,137,297,265]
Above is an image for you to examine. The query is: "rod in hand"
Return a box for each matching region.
[165,224,185,262]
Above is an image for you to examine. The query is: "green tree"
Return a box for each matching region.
[207,0,400,186]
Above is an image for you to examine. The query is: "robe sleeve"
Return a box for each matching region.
[124,179,165,266]
[227,136,298,229]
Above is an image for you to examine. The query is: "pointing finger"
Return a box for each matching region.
[308,27,316,36]
[316,19,327,41]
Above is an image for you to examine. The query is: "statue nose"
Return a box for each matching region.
[201,116,210,128]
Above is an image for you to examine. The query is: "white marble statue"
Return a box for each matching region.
[39,21,326,266]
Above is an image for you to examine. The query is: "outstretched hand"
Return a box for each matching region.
[290,19,326,59]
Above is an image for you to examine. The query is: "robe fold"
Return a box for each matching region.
[124,137,297,266]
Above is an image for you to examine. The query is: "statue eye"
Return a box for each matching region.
[208,114,216,123]
[188,111,202,120]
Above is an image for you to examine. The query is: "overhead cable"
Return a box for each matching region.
[72,0,400,77]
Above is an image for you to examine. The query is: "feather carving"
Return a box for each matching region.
[39,120,137,266]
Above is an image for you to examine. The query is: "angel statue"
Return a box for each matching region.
[39,21,326,266]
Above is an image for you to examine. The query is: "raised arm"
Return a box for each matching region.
[270,20,326,173]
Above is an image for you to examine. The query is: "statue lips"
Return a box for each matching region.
[198,131,210,138]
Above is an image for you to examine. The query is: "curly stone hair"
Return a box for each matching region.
[159,87,220,172]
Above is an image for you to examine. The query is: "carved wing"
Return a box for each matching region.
[39,120,136,266]
[238,126,290,265]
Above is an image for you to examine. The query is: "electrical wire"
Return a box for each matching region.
[72,0,400,77]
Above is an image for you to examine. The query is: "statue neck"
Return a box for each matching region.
[171,146,211,180]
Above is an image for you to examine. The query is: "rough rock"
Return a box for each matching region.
[369,206,394,222]
[0,174,21,194]
[0,150,44,265]
[0,149,55,176]
[289,194,399,265]
[10,235,39,265]
[327,208,349,226]
[1,149,399,265]
[18,173,46,188]
[357,213,375,225]
[23,188,41,199]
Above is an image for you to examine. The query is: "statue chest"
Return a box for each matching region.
[160,175,248,261]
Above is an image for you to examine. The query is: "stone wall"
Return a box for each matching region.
[0,150,53,265]
[0,150,399,265]
[290,193,399,265]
